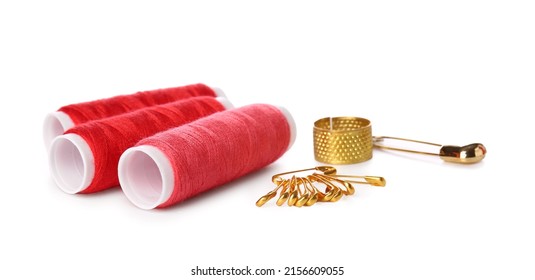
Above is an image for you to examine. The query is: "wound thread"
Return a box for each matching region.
[119,104,296,209]
[49,96,228,194]
[43,83,219,147]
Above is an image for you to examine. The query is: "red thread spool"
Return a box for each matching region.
[118,104,296,209]
[49,96,232,194]
[43,84,223,147]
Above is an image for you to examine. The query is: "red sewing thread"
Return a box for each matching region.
[118,104,296,209]
[43,83,220,147]
[49,96,229,194]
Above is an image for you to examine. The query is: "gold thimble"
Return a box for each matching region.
[313,117,373,164]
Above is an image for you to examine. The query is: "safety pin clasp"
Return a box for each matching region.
[439,143,487,164]
[373,136,486,164]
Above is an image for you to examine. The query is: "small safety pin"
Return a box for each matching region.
[328,174,386,187]
[373,136,487,164]
[256,166,386,207]
[271,166,337,183]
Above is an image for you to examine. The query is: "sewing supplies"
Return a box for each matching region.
[45,83,486,210]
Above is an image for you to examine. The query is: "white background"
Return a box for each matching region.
[1,1,534,279]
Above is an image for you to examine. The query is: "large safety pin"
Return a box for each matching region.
[373,136,486,164]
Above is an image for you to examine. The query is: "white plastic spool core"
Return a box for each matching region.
[119,146,174,209]
[43,111,75,149]
[49,133,95,194]
[42,87,226,149]
[118,105,296,209]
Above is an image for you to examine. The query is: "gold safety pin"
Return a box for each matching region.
[271,166,337,182]
[256,166,386,207]
[373,136,487,164]
[328,174,386,187]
